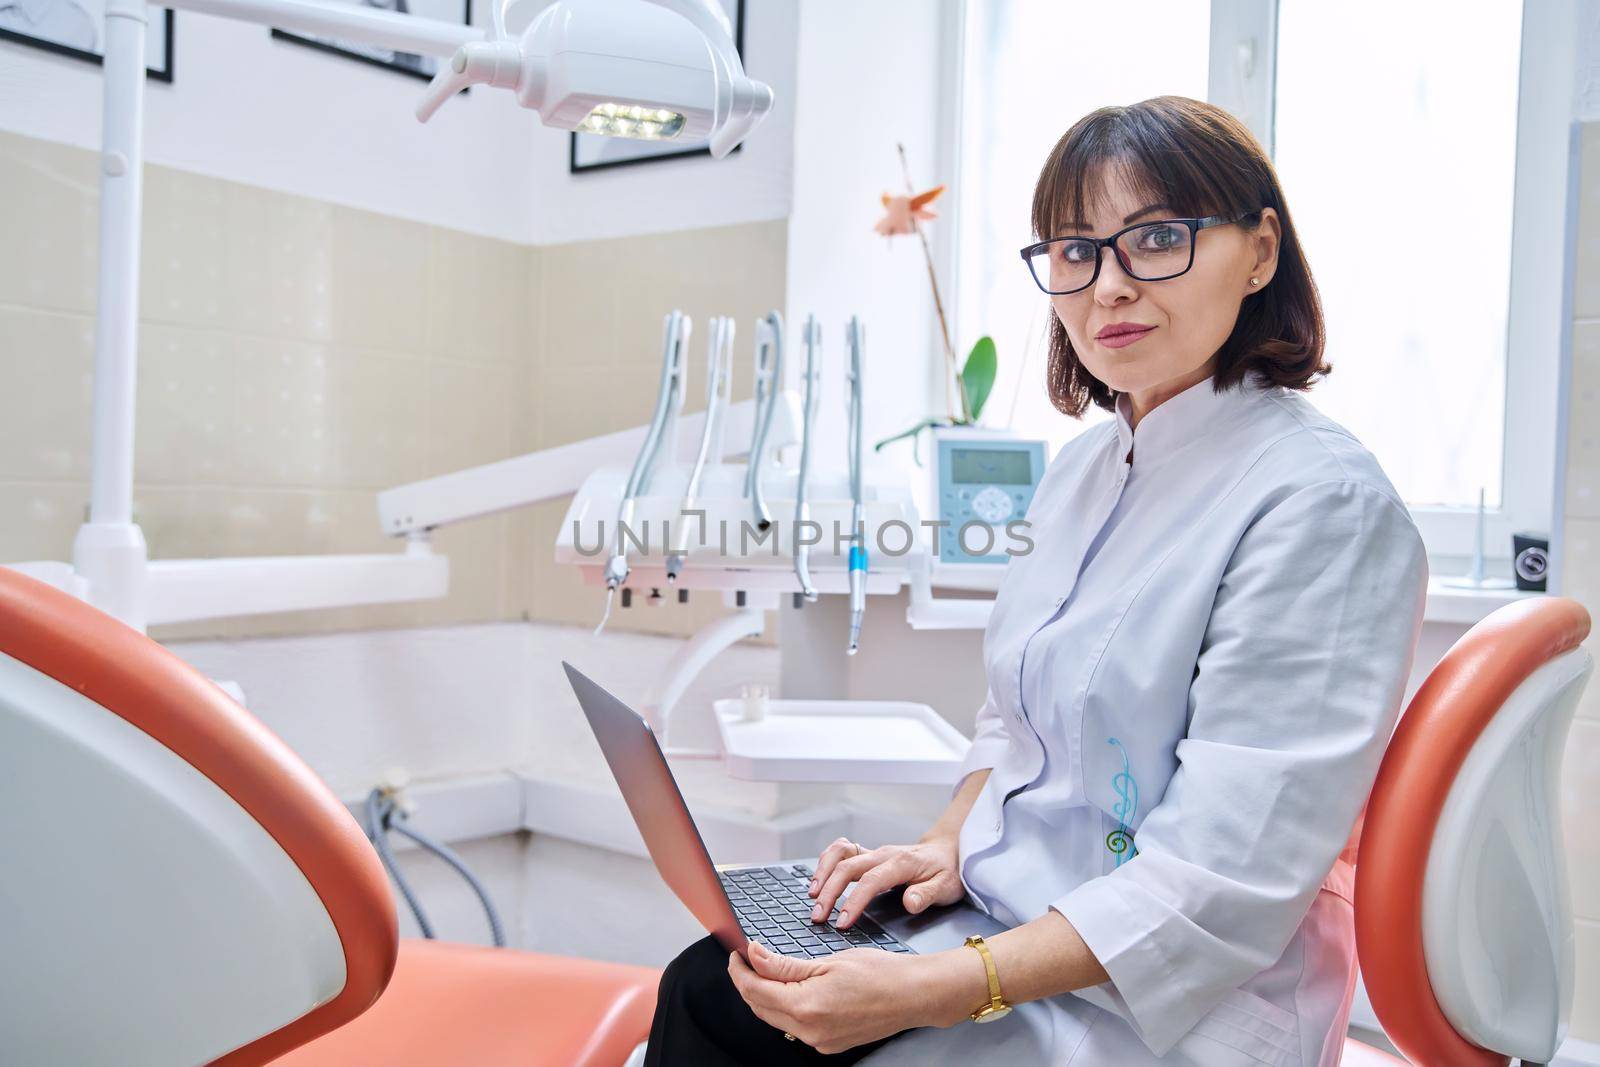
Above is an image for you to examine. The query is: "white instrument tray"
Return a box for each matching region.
[712,698,971,784]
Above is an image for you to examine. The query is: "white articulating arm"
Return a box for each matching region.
[379,393,799,536]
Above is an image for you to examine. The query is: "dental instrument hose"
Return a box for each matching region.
[600,311,689,634]
[364,787,506,948]
[365,789,434,940]
[846,317,867,655]
[670,316,733,583]
[745,310,783,530]
[793,315,822,602]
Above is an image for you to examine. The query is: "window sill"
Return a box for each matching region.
[925,565,1541,629]
[1423,577,1542,627]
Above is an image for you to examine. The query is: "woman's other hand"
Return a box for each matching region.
[807,834,964,929]
[729,941,977,1053]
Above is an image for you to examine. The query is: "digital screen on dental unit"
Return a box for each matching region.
[951,449,1031,485]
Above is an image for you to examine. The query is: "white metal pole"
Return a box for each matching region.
[72,0,151,629]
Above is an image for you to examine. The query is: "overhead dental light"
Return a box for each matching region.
[416,0,774,159]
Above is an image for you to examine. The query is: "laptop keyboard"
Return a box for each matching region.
[719,863,914,957]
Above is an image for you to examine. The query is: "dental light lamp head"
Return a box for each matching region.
[416,0,773,160]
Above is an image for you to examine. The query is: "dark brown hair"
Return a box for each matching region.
[1032,95,1328,417]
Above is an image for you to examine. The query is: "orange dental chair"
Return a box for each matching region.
[0,567,1589,1065]
[1343,596,1592,1067]
[0,567,660,1065]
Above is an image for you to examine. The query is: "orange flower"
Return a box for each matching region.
[873,185,945,236]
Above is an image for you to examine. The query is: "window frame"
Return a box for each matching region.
[944,0,1582,589]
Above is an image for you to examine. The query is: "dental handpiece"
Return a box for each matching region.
[598,310,689,635]
[845,316,866,655]
[667,316,733,583]
[744,310,783,530]
[793,314,822,603]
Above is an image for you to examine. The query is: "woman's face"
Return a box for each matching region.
[1049,166,1281,402]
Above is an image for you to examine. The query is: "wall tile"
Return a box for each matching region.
[1565,518,1600,725]
[536,239,620,384]
[221,184,335,344]
[1576,123,1600,321]
[141,168,227,329]
[1576,919,1600,1043]
[423,358,513,479]
[231,334,335,487]
[0,307,95,481]
[329,205,430,353]
[414,513,510,627]
[1568,320,1600,521]
[425,226,525,366]
[0,132,97,315]
[0,480,88,562]
[328,348,429,489]
[135,323,235,486]
[527,495,603,629]
[512,249,545,456]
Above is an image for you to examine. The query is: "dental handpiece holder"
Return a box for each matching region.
[554,311,950,781]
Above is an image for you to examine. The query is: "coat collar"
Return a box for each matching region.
[1112,372,1277,466]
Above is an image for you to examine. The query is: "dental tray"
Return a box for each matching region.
[711,698,971,785]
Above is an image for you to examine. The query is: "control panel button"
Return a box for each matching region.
[971,486,1015,524]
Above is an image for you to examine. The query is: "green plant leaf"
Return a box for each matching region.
[960,336,997,422]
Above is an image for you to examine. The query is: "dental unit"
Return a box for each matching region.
[792,314,824,607]
[845,316,868,656]
[744,311,785,532]
[9,0,770,636]
[599,310,691,634]
[666,316,736,588]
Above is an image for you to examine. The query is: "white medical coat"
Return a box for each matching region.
[860,374,1427,1066]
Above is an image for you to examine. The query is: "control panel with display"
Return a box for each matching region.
[933,432,1048,565]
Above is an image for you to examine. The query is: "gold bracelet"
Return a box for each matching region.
[963,935,1013,1023]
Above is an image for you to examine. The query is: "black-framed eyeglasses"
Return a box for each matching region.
[1019,210,1262,295]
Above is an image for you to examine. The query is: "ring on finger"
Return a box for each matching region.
[784,1032,797,1041]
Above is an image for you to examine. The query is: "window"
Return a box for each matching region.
[953,1,1212,456]
[951,1,1575,575]
[1274,2,1522,512]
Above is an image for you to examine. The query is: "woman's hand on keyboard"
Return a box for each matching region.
[807,835,964,930]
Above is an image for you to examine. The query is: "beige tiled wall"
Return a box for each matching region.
[1563,120,1600,1044]
[0,128,786,644]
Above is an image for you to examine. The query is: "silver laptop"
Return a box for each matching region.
[562,661,1003,960]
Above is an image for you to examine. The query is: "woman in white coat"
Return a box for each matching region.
[644,95,1428,1067]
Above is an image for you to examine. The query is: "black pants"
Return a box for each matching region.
[643,935,912,1066]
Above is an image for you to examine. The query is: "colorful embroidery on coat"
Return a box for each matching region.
[1106,736,1139,866]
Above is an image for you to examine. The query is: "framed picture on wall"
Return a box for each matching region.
[0,0,174,82]
[271,0,469,82]
[569,0,745,173]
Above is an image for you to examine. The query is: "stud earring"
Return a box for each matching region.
[1249,278,1260,286]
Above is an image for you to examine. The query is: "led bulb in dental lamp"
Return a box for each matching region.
[416,0,773,160]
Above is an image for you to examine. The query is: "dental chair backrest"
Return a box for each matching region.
[0,568,398,1065]
[1354,596,1592,1067]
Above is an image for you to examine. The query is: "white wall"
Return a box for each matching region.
[781,0,956,498]
[0,4,537,241]
[0,0,800,245]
